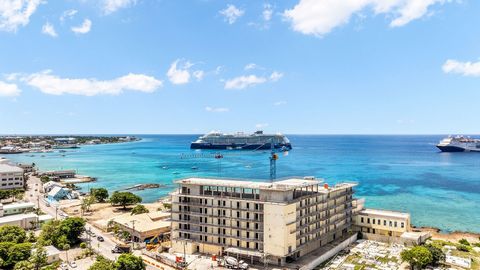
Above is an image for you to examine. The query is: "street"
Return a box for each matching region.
[25,174,159,270]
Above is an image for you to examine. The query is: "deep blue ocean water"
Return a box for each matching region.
[5,135,480,233]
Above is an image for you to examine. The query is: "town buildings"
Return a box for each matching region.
[171,177,356,266]
[0,163,24,190]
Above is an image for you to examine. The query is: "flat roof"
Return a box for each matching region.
[359,208,410,219]
[0,213,37,223]
[176,177,324,191]
[0,164,23,173]
[2,202,35,210]
[110,212,170,233]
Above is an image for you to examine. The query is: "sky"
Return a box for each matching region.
[1,0,480,135]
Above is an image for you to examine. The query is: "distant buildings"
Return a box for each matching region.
[171,177,356,266]
[0,163,24,190]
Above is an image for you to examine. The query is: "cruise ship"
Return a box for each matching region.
[436,136,480,152]
[190,131,292,150]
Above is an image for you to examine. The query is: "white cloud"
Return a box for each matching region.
[283,0,449,37]
[0,0,43,32]
[263,4,273,21]
[193,70,205,81]
[205,106,229,113]
[224,75,267,90]
[442,59,480,77]
[270,71,284,82]
[220,4,244,24]
[41,22,57,37]
[274,101,287,106]
[103,0,137,15]
[71,19,91,34]
[0,81,21,97]
[23,70,162,96]
[167,59,194,85]
[60,9,77,22]
[244,63,258,70]
[255,123,269,129]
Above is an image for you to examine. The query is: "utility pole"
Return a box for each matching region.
[55,206,58,220]
[130,220,136,250]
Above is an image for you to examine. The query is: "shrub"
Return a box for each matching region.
[459,238,470,246]
[80,242,87,249]
[457,244,471,252]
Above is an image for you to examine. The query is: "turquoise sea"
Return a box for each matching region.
[4,135,480,233]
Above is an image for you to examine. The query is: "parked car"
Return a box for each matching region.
[97,236,104,242]
[111,244,131,253]
[223,256,248,269]
[60,263,68,270]
[69,261,77,268]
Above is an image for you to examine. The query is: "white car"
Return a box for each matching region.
[60,263,68,270]
[69,261,77,268]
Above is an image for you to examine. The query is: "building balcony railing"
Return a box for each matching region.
[175,228,264,243]
[171,218,264,232]
[171,211,264,222]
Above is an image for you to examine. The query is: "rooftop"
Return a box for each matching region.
[110,211,170,233]
[359,208,410,219]
[176,177,324,191]
[0,213,37,223]
[0,164,23,173]
[1,202,35,210]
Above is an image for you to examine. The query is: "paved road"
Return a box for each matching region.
[26,174,159,270]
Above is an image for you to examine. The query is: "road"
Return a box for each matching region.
[26,174,159,270]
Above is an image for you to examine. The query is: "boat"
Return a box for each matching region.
[0,146,23,154]
[190,130,292,151]
[436,136,480,152]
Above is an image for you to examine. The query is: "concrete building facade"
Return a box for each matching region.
[171,177,356,266]
[0,164,24,190]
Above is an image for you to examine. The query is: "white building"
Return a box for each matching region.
[0,202,35,216]
[0,164,24,190]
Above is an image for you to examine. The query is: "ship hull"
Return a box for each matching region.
[437,145,466,152]
[191,142,292,151]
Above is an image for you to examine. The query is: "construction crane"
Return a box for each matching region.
[179,139,285,180]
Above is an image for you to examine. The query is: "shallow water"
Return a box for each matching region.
[6,135,480,233]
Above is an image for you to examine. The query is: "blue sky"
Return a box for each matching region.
[1,0,480,134]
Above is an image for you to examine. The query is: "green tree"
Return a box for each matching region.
[110,192,142,210]
[0,225,27,243]
[131,204,149,215]
[14,261,34,270]
[91,188,109,203]
[58,217,86,245]
[0,242,33,269]
[425,244,445,265]
[401,246,433,270]
[81,196,95,214]
[29,245,47,270]
[459,238,470,246]
[115,254,146,270]
[88,256,115,270]
[39,176,50,183]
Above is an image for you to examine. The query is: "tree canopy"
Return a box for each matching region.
[401,246,433,270]
[0,226,27,244]
[88,256,116,270]
[91,188,109,203]
[39,217,86,248]
[0,242,32,269]
[131,205,149,215]
[110,192,142,209]
[115,254,145,270]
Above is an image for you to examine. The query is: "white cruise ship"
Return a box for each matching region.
[436,136,480,152]
[191,130,292,151]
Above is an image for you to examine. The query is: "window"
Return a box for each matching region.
[237,202,240,208]
[361,217,364,223]
[246,203,250,209]
[255,203,259,210]
[389,221,392,227]
[394,221,397,227]
[246,212,250,219]
[384,220,386,226]
[237,221,240,227]
[372,219,375,225]
[237,240,240,247]
[246,232,250,238]
[237,211,240,218]
[401,222,405,228]
[237,230,240,237]
[367,218,370,224]
[246,222,250,229]
[255,243,259,249]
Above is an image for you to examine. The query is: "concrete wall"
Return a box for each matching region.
[263,203,296,257]
[299,233,358,270]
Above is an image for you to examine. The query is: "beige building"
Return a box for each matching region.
[171,177,356,266]
[0,164,24,190]
[354,208,410,241]
[109,211,170,243]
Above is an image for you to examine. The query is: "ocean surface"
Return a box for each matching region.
[4,135,480,233]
